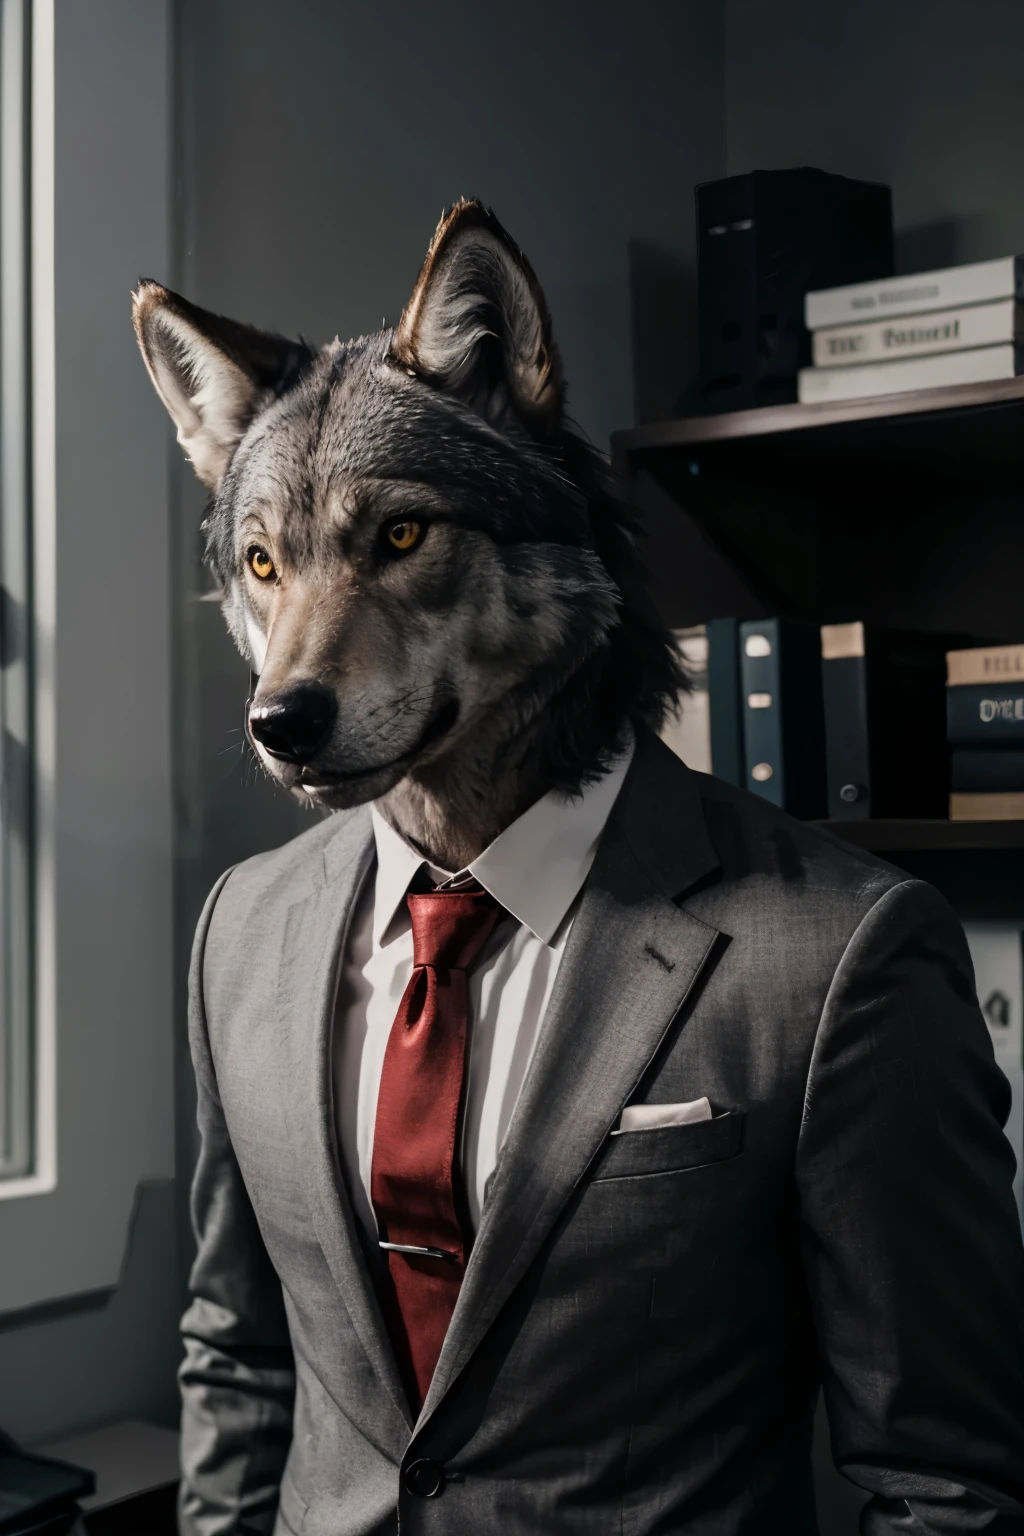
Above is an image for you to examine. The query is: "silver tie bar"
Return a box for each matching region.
[378,1240,458,1262]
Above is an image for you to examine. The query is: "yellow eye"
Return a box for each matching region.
[386,519,423,553]
[248,546,276,581]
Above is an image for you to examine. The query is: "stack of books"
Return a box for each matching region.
[800,255,1024,404]
[947,643,1024,819]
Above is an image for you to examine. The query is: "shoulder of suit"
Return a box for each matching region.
[692,770,908,913]
[209,805,370,922]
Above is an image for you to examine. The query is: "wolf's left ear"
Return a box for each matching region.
[391,200,564,438]
[132,282,311,488]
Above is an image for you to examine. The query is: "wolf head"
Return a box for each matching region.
[134,201,681,816]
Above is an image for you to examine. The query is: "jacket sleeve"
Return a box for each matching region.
[178,871,296,1536]
[796,877,1024,1533]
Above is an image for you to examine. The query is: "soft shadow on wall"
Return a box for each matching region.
[624,232,763,632]
[628,238,698,426]
[0,1182,180,1441]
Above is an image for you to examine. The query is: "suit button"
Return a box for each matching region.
[405,1458,445,1498]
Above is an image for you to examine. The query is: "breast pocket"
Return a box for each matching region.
[589,1108,745,1182]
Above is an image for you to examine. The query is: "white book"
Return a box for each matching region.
[797,343,1023,405]
[964,923,1023,1225]
[812,298,1022,367]
[805,254,1024,330]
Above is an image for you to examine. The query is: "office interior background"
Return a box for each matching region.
[1,3,1023,1532]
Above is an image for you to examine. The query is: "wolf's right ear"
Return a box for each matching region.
[132,282,311,488]
[392,200,565,438]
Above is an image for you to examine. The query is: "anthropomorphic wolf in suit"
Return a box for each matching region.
[134,202,1024,1536]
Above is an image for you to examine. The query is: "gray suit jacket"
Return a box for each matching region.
[180,728,1024,1535]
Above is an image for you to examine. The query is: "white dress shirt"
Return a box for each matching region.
[332,735,634,1244]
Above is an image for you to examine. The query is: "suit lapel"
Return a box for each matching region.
[420,731,722,1423]
[277,807,415,1440]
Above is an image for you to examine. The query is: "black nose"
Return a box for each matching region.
[248,684,337,764]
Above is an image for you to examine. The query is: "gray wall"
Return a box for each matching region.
[176,0,724,450]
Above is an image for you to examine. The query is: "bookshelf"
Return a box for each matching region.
[612,374,1024,461]
[611,378,1024,916]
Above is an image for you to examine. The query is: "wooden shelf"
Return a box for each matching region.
[611,375,1024,487]
[810,819,1024,853]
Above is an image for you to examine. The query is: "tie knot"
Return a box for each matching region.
[406,881,501,972]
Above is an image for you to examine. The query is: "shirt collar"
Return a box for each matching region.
[369,727,635,948]
[369,811,444,949]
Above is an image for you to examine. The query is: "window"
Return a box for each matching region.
[0,0,33,1183]
[0,0,174,1318]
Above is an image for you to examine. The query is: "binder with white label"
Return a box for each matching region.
[739,619,826,818]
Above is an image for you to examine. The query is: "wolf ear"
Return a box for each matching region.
[391,200,564,437]
[132,282,312,488]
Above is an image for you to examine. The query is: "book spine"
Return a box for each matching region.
[951,749,1024,793]
[947,643,1024,687]
[740,620,784,809]
[707,617,744,787]
[821,652,871,817]
[811,299,1018,367]
[947,683,1024,744]
[798,344,1021,404]
[804,254,1020,329]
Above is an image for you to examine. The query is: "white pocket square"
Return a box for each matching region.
[612,1096,712,1135]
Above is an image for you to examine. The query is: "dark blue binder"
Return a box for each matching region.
[739,618,826,817]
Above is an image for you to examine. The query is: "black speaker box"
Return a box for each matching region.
[695,167,893,414]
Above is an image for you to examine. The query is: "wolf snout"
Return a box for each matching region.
[249,683,337,764]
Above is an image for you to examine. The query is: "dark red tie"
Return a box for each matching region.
[370,880,501,1409]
